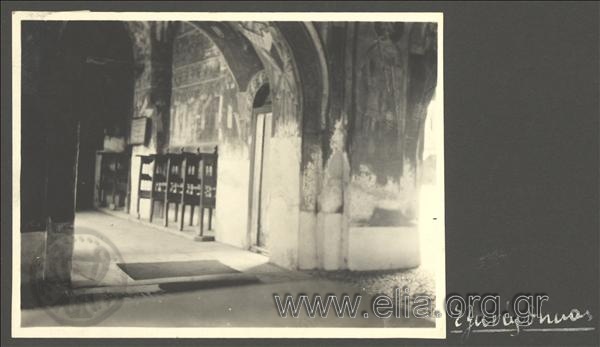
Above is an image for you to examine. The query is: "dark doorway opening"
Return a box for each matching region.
[58,22,134,211]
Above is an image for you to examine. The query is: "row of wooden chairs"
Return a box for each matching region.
[136,148,218,238]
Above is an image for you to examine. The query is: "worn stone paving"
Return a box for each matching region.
[309,267,436,299]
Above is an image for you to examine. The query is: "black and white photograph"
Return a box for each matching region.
[12,11,445,338]
[2,2,599,346]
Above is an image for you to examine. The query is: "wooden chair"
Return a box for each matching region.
[176,148,218,239]
[163,153,184,227]
[178,152,200,231]
[97,151,130,210]
[136,154,154,219]
[197,148,218,237]
[136,154,168,222]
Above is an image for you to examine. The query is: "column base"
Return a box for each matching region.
[193,235,215,242]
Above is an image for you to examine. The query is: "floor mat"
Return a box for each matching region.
[117,260,240,280]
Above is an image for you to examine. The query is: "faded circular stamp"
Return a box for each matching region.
[30,226,128,326]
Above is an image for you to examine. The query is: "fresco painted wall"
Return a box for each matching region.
[348,22,438,228]
[169,23,245,150]
[294,22,438,270]
[168,23,269,252]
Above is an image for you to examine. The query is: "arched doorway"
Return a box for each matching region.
[249,84,272,253]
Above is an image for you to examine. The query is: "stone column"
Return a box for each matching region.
[43,74,79,285]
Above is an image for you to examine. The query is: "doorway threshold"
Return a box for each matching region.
[249,245,269,256]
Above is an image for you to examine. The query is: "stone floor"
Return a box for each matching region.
[73,210,265,269]
[309,267,435,299]
[21,211,437,329]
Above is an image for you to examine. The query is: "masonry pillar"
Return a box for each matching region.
[317,23,351,270]
[127,22,175,219]
[148,22,175,153]
[43,51,80,285]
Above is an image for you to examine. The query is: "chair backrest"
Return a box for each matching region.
[157,150,218,206]
[199,149,218,205]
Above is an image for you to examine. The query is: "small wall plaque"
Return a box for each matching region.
[129,117,149,145]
